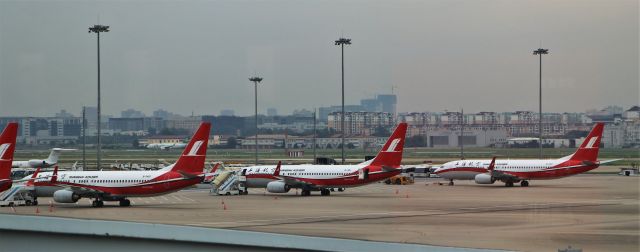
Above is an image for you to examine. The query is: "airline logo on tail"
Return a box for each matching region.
[584,137,599,149]
[385,139,401,152]
[187,140,204,156]
[0,143,10,159]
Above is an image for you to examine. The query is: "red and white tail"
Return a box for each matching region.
[169,122,211,174]
[0,123,19,180]
[369,123,408,168]
[566,123,604,162]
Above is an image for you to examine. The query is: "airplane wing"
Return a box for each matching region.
[486,157,520,181]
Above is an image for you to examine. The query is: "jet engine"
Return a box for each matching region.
[474,174,495,184]
[28,159,48,168]
[53,190,80,203]
[266,181,291,193]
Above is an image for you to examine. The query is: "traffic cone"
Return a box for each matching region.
[10,206,16,213]
[221,199,224,205]
[49,202,54,212]
[223,203,227,210]
[395,189,399,195]
[35,207,40,214]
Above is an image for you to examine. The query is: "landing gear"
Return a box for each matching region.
[505,181,514,187]
[338,188,345,192]
[320,189,331,196]
[520,181,529,187]
[91,199,104,208]
[330,188,335,192]
[448,179,454,186]
[119,199,131,207]
[301,190,311,196]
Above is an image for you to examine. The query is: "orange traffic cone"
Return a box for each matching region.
[49,202,54,212]
[223,203,227,210]
[35,207,40,214]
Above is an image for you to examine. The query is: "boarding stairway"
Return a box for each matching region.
[0,185,35,205]
[210,171,240,195]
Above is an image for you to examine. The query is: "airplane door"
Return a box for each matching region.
[358,168,369,180]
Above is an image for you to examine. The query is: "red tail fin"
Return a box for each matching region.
[568,123,604,162]
[370,123,408,168]
[0,123,19,180]
[487,157,496,172]
[170,122,211,174]
[25,168,41,186]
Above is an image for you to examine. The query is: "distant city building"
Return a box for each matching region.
[220,109,235,116]
[292,109,313,117]
[121,109,146,118]
[328,112,395,136]
[165,116,202,134]
[152,109,182,120]
[55,109,74,118]
[108,117,164,132]
[318,105,365,122]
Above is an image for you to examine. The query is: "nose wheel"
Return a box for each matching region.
[448,179,454,186]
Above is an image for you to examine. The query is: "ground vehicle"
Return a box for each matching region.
[385,175,414,185]
[0,186,37,207]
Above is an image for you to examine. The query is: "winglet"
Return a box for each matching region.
[25,168,41,186]
[51,165,58,183]
[487,157,496,172]
[273,161,282,177]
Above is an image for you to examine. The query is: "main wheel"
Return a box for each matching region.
[33,200,38,206]
[521,181,529,187]
[301,190,311,196]
[448,180,454,186]
[505,181,514,187]
[321,189,331,196]
[25,200,32,206]
[338,188,345,192]
[385,179,391,184]
[92,200,104,207]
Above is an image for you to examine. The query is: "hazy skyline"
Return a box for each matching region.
[1,0,638,117]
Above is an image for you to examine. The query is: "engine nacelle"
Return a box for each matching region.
[266,181,291,193]
[474,174,495,184]
[53,190,80,203]
[28,159,48,168]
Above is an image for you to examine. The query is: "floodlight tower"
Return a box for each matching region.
[335,37,351,164]
[89,24,109,170]
[249,76,263,166]
[533,48,549,159]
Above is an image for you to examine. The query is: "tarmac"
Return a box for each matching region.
[2,174,638,251]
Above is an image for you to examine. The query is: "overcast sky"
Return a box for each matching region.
[0,0,637,117]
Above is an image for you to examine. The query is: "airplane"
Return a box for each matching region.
[240,122,408,196]
[27,122,211,207]
[12,148,76,168]
[0,123,19,193]
[433,123,620,187]
[146,142,187,150]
